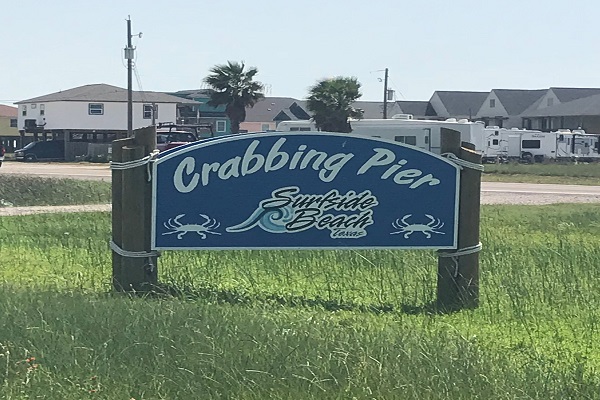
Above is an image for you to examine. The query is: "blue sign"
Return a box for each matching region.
[151,132,459,250]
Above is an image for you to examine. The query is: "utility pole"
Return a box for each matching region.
[124,17,142,137]
[125,17,133,137]
[383,68,389,119]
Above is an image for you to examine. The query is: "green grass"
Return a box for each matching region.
[483,162,600,185]
[0,176,111,207]
[1,205,600,398]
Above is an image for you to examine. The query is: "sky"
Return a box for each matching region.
[2,0,600,107]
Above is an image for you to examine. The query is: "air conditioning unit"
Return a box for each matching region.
[391,114,414,120]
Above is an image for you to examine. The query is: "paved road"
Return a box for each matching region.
[1,161,111,181]
[1,161,600,204]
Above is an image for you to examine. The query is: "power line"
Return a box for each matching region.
[133,64,146,102]
[387,73,405,100]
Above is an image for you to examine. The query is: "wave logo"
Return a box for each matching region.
[226,186,376,238]
[226,206,295,234]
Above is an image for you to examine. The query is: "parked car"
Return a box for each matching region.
[0,143,5,167]
[14,140,65,162]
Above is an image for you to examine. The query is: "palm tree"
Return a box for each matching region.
[306,77,363,133]
[203,61,265,134]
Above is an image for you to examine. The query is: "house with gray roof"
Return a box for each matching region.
[240,97,309,132]
[429,91,488,120]
[349,101,402,119]
[240,97,439,132]
[518,87,600,132]
[521,91,600,133]
[475,89,546,128]
[396,101,438,119]
[15,83,198,160]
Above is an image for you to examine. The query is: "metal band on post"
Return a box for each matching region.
[438,242,483,277]
[441,152,485,172]
[110,149,159,182]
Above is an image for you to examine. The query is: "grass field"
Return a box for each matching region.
[1,203,600,398]
[0,176,112,207]
[483,162,600,185]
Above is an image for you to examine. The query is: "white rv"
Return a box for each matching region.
[276,117,485,155]
[555,130,600,160]
[482,127,558,162]
[483,127,600,162]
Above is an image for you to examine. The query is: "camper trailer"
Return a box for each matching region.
[482,127,558,162]
[276,118,485,155]
[482,127,600,162]
[555,130,600,160]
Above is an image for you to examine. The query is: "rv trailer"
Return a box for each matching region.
[482,127,600,162]
[482,127,557,162]
[276,117,485,155]
[555,130,600,161]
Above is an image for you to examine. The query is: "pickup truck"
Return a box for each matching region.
[156,131,199,152]
[155,123,214,152]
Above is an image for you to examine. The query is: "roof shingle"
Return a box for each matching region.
[0,104,17,117]
[492,89,546,115]
[16,84,198,104]
[550,87,600,103]
[522,93,600,117]
[434,91,488,117]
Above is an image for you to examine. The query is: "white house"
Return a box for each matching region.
[14,83,199,160]
[15,83,198,132]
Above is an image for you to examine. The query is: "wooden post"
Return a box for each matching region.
[133,126,158,288]
[111,126,158,292]
[111,137,134,291]
[437,128,482,311]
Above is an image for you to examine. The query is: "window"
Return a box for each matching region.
[22,105,27,116]
[10,118,17,128]
[261,123,271,131]
[31,103,37,109]
[216,120,227,132]
[489,99,496,108]
[394,135,417,145]
[547,98,554,107]
[290,127,311,131]
[522,140,541,149]
[143,104,156,119]
[492,139,499,145]
[40,104,45,115]
[88,103,104,115]
[405,136,416,145]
